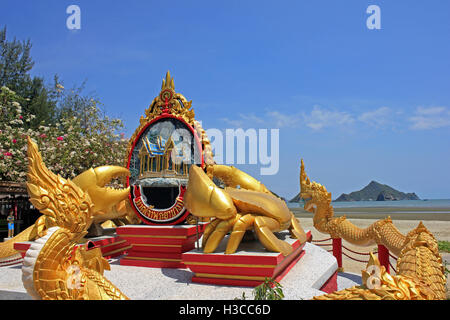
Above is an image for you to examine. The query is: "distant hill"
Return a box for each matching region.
[334,181,420,202]
[288,180,420,203]
[289,193,301,203]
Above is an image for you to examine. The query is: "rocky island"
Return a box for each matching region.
[334,181,420,202]
[289,180,420,202]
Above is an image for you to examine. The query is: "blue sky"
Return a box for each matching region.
[1,0,449,199]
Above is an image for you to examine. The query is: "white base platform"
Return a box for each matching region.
[0,242,361,300]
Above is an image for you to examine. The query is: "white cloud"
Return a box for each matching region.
[222,105,450,132]
[303,105,355,130]
[222,111,299,128]
[221,113,264,128]
[238,113,265,124]
[358,107,392,128]
[265,111,300,128]
[415,106,447,115]
[221,117,244,127]
[408,106,450,130]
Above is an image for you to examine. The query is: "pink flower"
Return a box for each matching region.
[12,139,17,143]
[4,152,12,157]
[19,116,23,119]
[57,136,64,141]
[40,133,47,139]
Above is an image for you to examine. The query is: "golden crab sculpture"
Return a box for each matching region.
[183,165,307,256]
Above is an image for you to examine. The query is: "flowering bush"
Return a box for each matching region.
[0,86,128,182]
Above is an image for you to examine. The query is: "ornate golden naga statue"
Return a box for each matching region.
[21,137,128,299]
[299,159,446,300]
[183,164,307,256]
[0,149,136,264]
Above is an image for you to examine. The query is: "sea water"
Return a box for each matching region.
[287,199,450,209]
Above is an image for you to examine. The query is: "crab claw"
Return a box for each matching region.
[183,165,237,220]
[72,166,130,214]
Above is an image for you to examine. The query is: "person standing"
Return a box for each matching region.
[7,210,14,238]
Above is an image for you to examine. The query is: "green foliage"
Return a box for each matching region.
[252,278,284,300]
[0,85,128,183]
[0,26,34,90]
[233,278,285,300]
[233,292,247,300]
[19,76,58,128]
[439,241,450,253]
[0,26,128,183]
[0,26,57,127]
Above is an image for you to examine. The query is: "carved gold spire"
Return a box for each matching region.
[161,71,175,91]
[126,71,197,165]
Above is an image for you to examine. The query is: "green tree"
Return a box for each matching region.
[0,26,57,127]
[0,27,33,89]
[0,27,128,183]
[0,85,127,182]
[55,80,100,130]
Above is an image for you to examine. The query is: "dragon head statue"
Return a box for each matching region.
[299,159,334,215]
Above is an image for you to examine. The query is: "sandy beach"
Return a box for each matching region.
[292,206,450,271]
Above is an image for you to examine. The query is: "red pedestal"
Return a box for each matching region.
[319,270,338,293]
[13,234,131,259]
[182,230,311,287]
[13,242,32,259]
[377,244,390,274]
[332,238,343,271]
[117,223,207,269]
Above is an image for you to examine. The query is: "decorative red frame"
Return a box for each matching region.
[126,113,204,225]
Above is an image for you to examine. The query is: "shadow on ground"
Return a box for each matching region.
[338,272,362,285]
[0,290,31,300]
[161,268,193,283]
